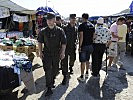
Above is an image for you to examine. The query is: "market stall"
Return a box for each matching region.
[0,38,37,61]
[0,50,36,94]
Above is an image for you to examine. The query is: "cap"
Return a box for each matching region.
[46,13,55,20]
[70,14,76,19]
[56,16,61,21]
[97,17,104,24]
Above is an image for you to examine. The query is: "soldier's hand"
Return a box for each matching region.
[36,29,39,34]
[60,52,65,60]
[39,52,44,59]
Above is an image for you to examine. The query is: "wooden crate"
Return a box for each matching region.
[0,44,2,49]
[16,46,25,53]
[25,46,36,55]
[28,46,36,52]
[0,45,13,51]
[4,46,13,51]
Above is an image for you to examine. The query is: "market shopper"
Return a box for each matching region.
[103,17,126,69]
[38,13,67,97]
[113,17,127,67]
[77,13,95,82]
[61,14,78,85]
[92,17,111,77]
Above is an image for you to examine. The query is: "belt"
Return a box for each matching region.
[112,41,117,42]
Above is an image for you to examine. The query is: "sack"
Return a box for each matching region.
[0,67,19,91]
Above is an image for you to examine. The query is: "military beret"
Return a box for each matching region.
[46,13,55,20]
[70,14,76,19]
[56,16,61,20]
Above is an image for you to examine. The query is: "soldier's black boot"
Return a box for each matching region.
[45,87,53,97]
[69,66,73,74]
[62,75,67,85]
[52,78,56,89]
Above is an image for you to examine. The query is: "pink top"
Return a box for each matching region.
[110,22,118,41]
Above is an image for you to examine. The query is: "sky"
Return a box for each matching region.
[11,0,133,17]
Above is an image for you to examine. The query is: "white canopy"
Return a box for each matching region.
[0,0,36,14]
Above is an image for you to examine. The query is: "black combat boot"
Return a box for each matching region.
[69,66,73,74]
[61,75,67,85]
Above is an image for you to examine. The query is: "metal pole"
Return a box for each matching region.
[46,0,47,7]
[106,47,108,75]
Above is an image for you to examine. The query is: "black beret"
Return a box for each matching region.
[56,16,61,20]
[70,14,76,19]
[46,13,55,20]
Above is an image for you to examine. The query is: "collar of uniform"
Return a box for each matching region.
[47,26,56,31]
[68,23,75,28]
[83,22,87,24]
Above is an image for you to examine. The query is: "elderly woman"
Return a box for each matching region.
[92,17,111,77]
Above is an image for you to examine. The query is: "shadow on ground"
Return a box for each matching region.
[0,90,18,100]
[101,67,128,100]
[64,67,128,100]
[38,74,71,100]
[19,75,46,100]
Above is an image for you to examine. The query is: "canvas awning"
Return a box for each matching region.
[0,0,36,14]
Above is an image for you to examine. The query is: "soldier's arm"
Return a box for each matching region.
[60,29,67,60]
[76,28,79,44]
[61,44,66,53]
[37,31,44,59]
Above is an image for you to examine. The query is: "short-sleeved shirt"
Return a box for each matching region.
[110,22,118,41]
[117,24,127,42]
[78,22,95,47]
[38,26,67,56]
[93,25,111,44]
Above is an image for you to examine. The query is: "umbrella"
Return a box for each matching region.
[37,7,45,12]
[36,6,60,16]
[36,7,47,15]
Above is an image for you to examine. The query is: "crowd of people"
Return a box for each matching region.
[37,13,129,97]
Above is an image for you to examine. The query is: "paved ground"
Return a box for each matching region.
[1,52,133,100]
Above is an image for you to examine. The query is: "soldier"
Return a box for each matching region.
[38,13,67,97]
[56,16,63,28]
[61,14,78,85]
